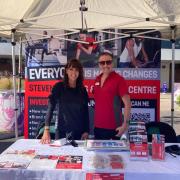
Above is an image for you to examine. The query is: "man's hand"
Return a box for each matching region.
[115,124,128,137]
[120,94,131,136]
[77,43,83,49]
[126,39,134,50]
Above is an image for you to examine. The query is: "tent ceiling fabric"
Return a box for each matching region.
[0,0,180,39]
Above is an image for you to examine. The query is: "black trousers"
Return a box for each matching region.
[94,127,120,140]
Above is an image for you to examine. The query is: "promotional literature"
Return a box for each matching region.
[6,149,36,157]
[49,138,67,147]
[129,120,149,161]
[128,121,146,134]
[28,155,58,169]
[85,140,128,151]
[86,173,124,180]
[0,154,32,169]
[0,161,29,169]
[152,134,165,160]
[129,141,149,161]
[128,121,146,133]
[84,152,124,172]
[5,149,36,161]
[56,155,83,169]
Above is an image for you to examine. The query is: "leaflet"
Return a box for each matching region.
[56,155,83,169]
[84,152,124,172]
[85,140,128,151]
[0,154,32,169]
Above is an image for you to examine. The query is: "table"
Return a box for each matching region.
[0,139,180,180]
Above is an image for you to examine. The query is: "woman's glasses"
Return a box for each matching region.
[98,60,112,66]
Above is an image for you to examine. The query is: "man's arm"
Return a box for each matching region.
[78,43,93,55]
[116,94,131,136]
[126,39,139,67]
[141,45,148,63]
[76,48,81,59]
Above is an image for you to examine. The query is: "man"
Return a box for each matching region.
[119,37,148,68]
[94,51,131,139]
[76,33,97,59]
[76,33,97,67]
[41,30,49,62]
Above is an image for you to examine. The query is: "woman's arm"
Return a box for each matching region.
[81,88,89,140]
[41,84,59,144]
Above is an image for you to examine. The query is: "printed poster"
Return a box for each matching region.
[24,29,161,138]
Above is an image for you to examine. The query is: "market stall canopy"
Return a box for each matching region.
[0,0,180,40]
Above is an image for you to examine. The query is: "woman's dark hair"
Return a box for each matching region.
[64,59,84,88]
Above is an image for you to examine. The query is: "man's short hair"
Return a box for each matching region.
[99,50,113,59]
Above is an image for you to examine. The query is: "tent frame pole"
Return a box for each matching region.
[11,29,18,139]
[18,37,22,92]
[171,25,176,127]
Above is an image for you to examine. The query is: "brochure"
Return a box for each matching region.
[56,155,83,169]
[85,140,128,151]
[0,154,31,169]
[86,173,124,180]
[27,154,59,169]
[84,152,124,172]
[129,120,149,161]
[28,159,58,169]
[152,134,165,160]
[128,121,146,135]
[49,138,67,147]
[6,149,36,157]
[0,161,29,169]
[129,142,149,161]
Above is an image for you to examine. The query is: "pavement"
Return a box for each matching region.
[160,93,180,135]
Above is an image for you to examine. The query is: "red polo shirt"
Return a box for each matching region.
[77,37,97,50]
[94,71,128,129]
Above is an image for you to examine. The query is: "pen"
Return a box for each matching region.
[168,152,177,158]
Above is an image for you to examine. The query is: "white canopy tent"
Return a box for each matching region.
[0,0,179,138]
[0,0,180,37]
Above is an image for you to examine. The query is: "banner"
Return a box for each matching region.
[24,29,161,138]
[0,91,24,136]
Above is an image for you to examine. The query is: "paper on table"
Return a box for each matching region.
[85,140,128,151]
[83,152,124,173]
[0,154,32,169]
[28,159,58,169]
[49,138,67,147]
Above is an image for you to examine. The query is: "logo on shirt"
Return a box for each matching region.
[95,82,100,86]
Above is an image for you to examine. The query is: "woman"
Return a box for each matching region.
[41,59,89,144]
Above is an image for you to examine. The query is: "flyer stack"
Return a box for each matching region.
[128,120,149,161]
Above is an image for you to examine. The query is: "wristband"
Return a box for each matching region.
[44,126,50,130]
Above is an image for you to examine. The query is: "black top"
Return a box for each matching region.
[45,81,89,139]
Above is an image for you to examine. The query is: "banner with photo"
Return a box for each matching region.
[24,29,161,138]
[0,91,24,136]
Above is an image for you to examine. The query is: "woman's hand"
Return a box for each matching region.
[40,129,51,144]
[81,132,89,140]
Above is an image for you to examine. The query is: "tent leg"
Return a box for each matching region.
[171,25,175,127]
[11,29,18,139]
[18,37,22,92]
